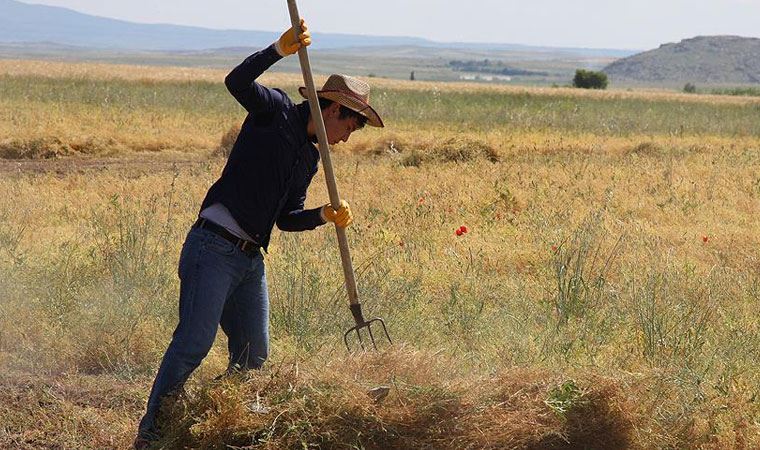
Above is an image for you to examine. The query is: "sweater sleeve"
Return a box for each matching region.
[276,171,326,232]
[224,43,286,115]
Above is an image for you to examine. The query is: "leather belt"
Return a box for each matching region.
[192,218,260,256]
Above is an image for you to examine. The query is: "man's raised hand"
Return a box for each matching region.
[276,19,311,56]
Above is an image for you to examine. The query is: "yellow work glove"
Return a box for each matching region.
[321,199,353,228]
[276,19,311,56]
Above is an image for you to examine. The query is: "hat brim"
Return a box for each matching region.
[299,87,384,128]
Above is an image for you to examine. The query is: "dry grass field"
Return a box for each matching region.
[0,59,758,449]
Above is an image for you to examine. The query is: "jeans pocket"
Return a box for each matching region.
[203,235,236,256]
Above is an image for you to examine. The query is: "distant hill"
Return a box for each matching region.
[604,36,760,85]
[0,0,430,50]
[1,0,633,57]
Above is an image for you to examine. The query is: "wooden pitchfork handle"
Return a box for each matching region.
[285,0,367,327]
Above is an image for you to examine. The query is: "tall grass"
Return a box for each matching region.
[2,154,758,447]
[1,63,759,447]
[2,74,760,160]
[377,87,760,136]
[0,174,186,376]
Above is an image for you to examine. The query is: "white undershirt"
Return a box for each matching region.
[199,203,255,241]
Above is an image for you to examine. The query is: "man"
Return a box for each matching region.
[135,19,384,448]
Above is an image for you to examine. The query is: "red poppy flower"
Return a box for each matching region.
[456,229,463,236]
[460,225,469,234]
[702,235,708,243]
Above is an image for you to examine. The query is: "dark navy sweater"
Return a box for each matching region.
[200,44,325,252]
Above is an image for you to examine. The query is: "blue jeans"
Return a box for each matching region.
[138,227,269,438]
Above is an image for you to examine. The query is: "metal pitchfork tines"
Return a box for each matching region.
[286,0,392,352]
[344,304,393,352]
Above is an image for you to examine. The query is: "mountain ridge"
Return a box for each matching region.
[603,35,760,85]
[1,0,633,56]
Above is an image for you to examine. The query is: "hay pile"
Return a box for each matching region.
[156,348,635,449]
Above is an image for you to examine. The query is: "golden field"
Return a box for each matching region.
[0,59,758,449]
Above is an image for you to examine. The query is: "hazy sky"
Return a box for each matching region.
[22,0,760,50]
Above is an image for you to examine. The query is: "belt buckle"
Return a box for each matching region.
[239,239,250,253]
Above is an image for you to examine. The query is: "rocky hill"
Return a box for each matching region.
[604,36,760,85]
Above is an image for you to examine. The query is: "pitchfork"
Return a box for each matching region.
[286,0,392,352]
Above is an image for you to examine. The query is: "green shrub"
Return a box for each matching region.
[573,69,608,90]
[683,83,697,94]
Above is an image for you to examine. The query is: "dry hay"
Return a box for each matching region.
[154,347,635,449]
[211,125,500,165]
[359,134,500,166]
[0,136,138,159]
[212,124,244,158]
[0,372,144,449]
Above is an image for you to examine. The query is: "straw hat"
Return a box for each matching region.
[299,74,384,128]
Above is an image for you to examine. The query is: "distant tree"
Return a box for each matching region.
[573,69,608,89]
[683,82,697,93]
[410,70,415,81]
